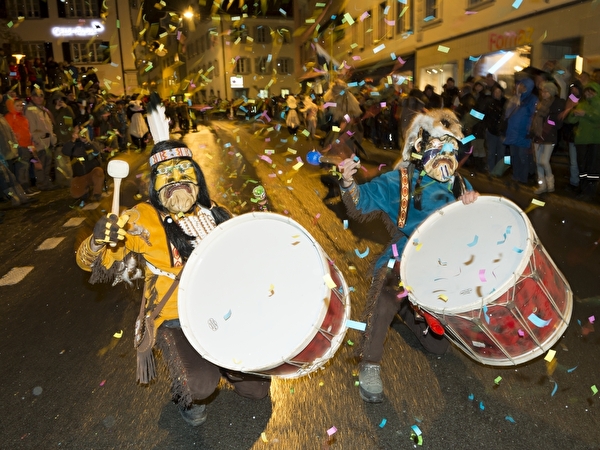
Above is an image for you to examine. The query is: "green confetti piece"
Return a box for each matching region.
[347,339,354,346]
[354,380,359,386]
[592,385,598,395]
[494,376,502,385]
[290,388,294,394]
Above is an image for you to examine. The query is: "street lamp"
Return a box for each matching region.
[12,53,25,64]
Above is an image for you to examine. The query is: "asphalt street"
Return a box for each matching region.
[0,120,599,449]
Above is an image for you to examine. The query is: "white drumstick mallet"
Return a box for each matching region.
[107,159,130,248]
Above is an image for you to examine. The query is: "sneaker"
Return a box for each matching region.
[178,403,207,426]
[358,363,384,403]
[25,187,41,195]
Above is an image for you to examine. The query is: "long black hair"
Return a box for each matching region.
[148,139,231,259]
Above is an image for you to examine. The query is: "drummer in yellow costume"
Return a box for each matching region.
[75,95,270,427]
[338,108,479,404]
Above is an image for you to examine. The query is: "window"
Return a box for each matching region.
[232,25,248,44]
[396,0,413,35]
[6,0,48,18]
[467,0,493,8]
[256,26,271,44]
[276,57,292,75]
[424,0,439,22]
[14,41,46,59]
[378,2,388,42]
[255,56,270,74]
[69,40,110,64]
[233,57,250,74]
[361,10,372,48]
[213,60,219,77]
[58,0,100,18]
[277,28,292,44]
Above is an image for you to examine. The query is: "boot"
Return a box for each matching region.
[3,188,21,206]
[545,174,555,193]
[533,179,547,195]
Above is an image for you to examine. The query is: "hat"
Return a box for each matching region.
[542,82,558,97]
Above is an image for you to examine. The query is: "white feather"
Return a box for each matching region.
[147,99,171,144]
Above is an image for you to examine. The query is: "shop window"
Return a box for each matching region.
[66,40,111,64]
[396,0,413,35]
[5,0,48,19]
[256,26,271,44]
[255,56,270,74]
[233,57,250,74]
[276,57,292,75]
[57,0,102,18]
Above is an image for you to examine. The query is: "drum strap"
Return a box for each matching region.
[397,167,411,228]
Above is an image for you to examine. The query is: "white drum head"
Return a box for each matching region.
[178,212,334,373]
[401,196,533,313]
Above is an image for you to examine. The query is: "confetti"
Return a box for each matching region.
[505,416,516,423]
[551,381,558,396]
[437,45,450,53]
[569,93,579,103]
[355,246,370,258]
[100,380,106,386]
[373,43,386,53]
[528,313,552,327]
[512,0,522,8]
[467,235,479,247]
[347,339,354,346]
[327,426,337,436]
[479,401,485,410]
[346,320,367,331]
[494,376,502,385]
[223,309,232,320]
[468,393,474,401]
[379,418,387,428]
[592,385,598,395]
[478,269,487,282]
[590,315,596,324]
[461,135,475,144]
[113,330,123,339]
[544,349,556,362]
[567,365,578,373]
[261,432,268,442]
[470,109,485,120]
[378,163,386,171]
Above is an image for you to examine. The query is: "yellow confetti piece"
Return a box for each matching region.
[411,152,422,160]
[532,199,545,206]
[319,381,324,387]
[438,294,448,302]
[544,349,556,362]
[323,273,337,289]
[292,161,304,170]
[438,45,450,53]
[113,330,123,338]
[348,265,357,271]
[261,432,268,442]
[415,243,423,251]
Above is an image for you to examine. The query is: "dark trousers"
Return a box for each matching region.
[362,284,449,364]
[158,326,270,405]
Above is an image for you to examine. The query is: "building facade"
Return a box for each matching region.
[0,0,137,96]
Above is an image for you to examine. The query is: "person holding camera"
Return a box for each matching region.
[25,88,57,190]
[61,125,105,204]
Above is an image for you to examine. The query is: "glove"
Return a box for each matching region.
[93,213,129,246]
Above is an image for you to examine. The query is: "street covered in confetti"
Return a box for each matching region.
[0,120,599,449]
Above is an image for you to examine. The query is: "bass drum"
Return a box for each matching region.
[178,212,351,378]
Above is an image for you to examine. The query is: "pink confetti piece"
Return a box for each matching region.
[327,426,337,436]
[590,315,596,324]
[315,213,321,220]
[268,173,277,178]
[518,329,525,336]
[547,119,556,126]
[323,102,337,108]
[378,163,386,171]
[392,243,398,257]
[398,57,406,64]
[100,380,106,386]
[344,114,351,122]
[352,55,362,61]
[360,166,368,173]
[397,290,409,299]
[478,269,487,282]
[260,155,273,164]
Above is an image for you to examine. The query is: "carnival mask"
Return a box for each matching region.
[155,158,199,214]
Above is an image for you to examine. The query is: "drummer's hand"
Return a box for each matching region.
[92,213,129,248]
[338,154,360,188]
[460,190,479,205]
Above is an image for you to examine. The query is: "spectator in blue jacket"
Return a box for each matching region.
[504,76,538,184]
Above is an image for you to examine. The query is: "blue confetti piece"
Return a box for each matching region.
[479,401,485,410]
[505,416,516,424]
[355,246,370,258]
[411,424,422,436]
[469,55,481,62]
[469,109,485,120]
[424,15,435,21]
[346,319,366,331]
[512,246,524,253]
[349,286,355,292]
[504,155,511,165]
[343,219,348,229]
[379,418,387,428]
[528,313,552,328]
[223,309,232,320]
[564,54,578,59]
[512,0,522,8]
[461,134,475,144]
[467,235,479,247]
[347,81,358,87]
[551,381,558,396]
[567,365,578,373]
[577,319,582,326]
[468,393,474,401]
[483,306,490,324]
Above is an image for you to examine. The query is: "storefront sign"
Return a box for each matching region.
[51,21,105,37]
[489,27,533,52]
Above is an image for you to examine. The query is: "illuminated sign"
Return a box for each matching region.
[489,27,533,52]
[51,21,105,37]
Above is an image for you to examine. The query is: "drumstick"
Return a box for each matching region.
[107,159,130,248]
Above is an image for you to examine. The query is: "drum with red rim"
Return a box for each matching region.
[178,212,350,378]
[401,195,572,366]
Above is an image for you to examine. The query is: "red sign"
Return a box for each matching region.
[489,27,533,52]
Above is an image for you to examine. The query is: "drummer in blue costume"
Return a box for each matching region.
[338,108,479,403]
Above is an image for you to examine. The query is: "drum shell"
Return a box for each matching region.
[400,195,572,366]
